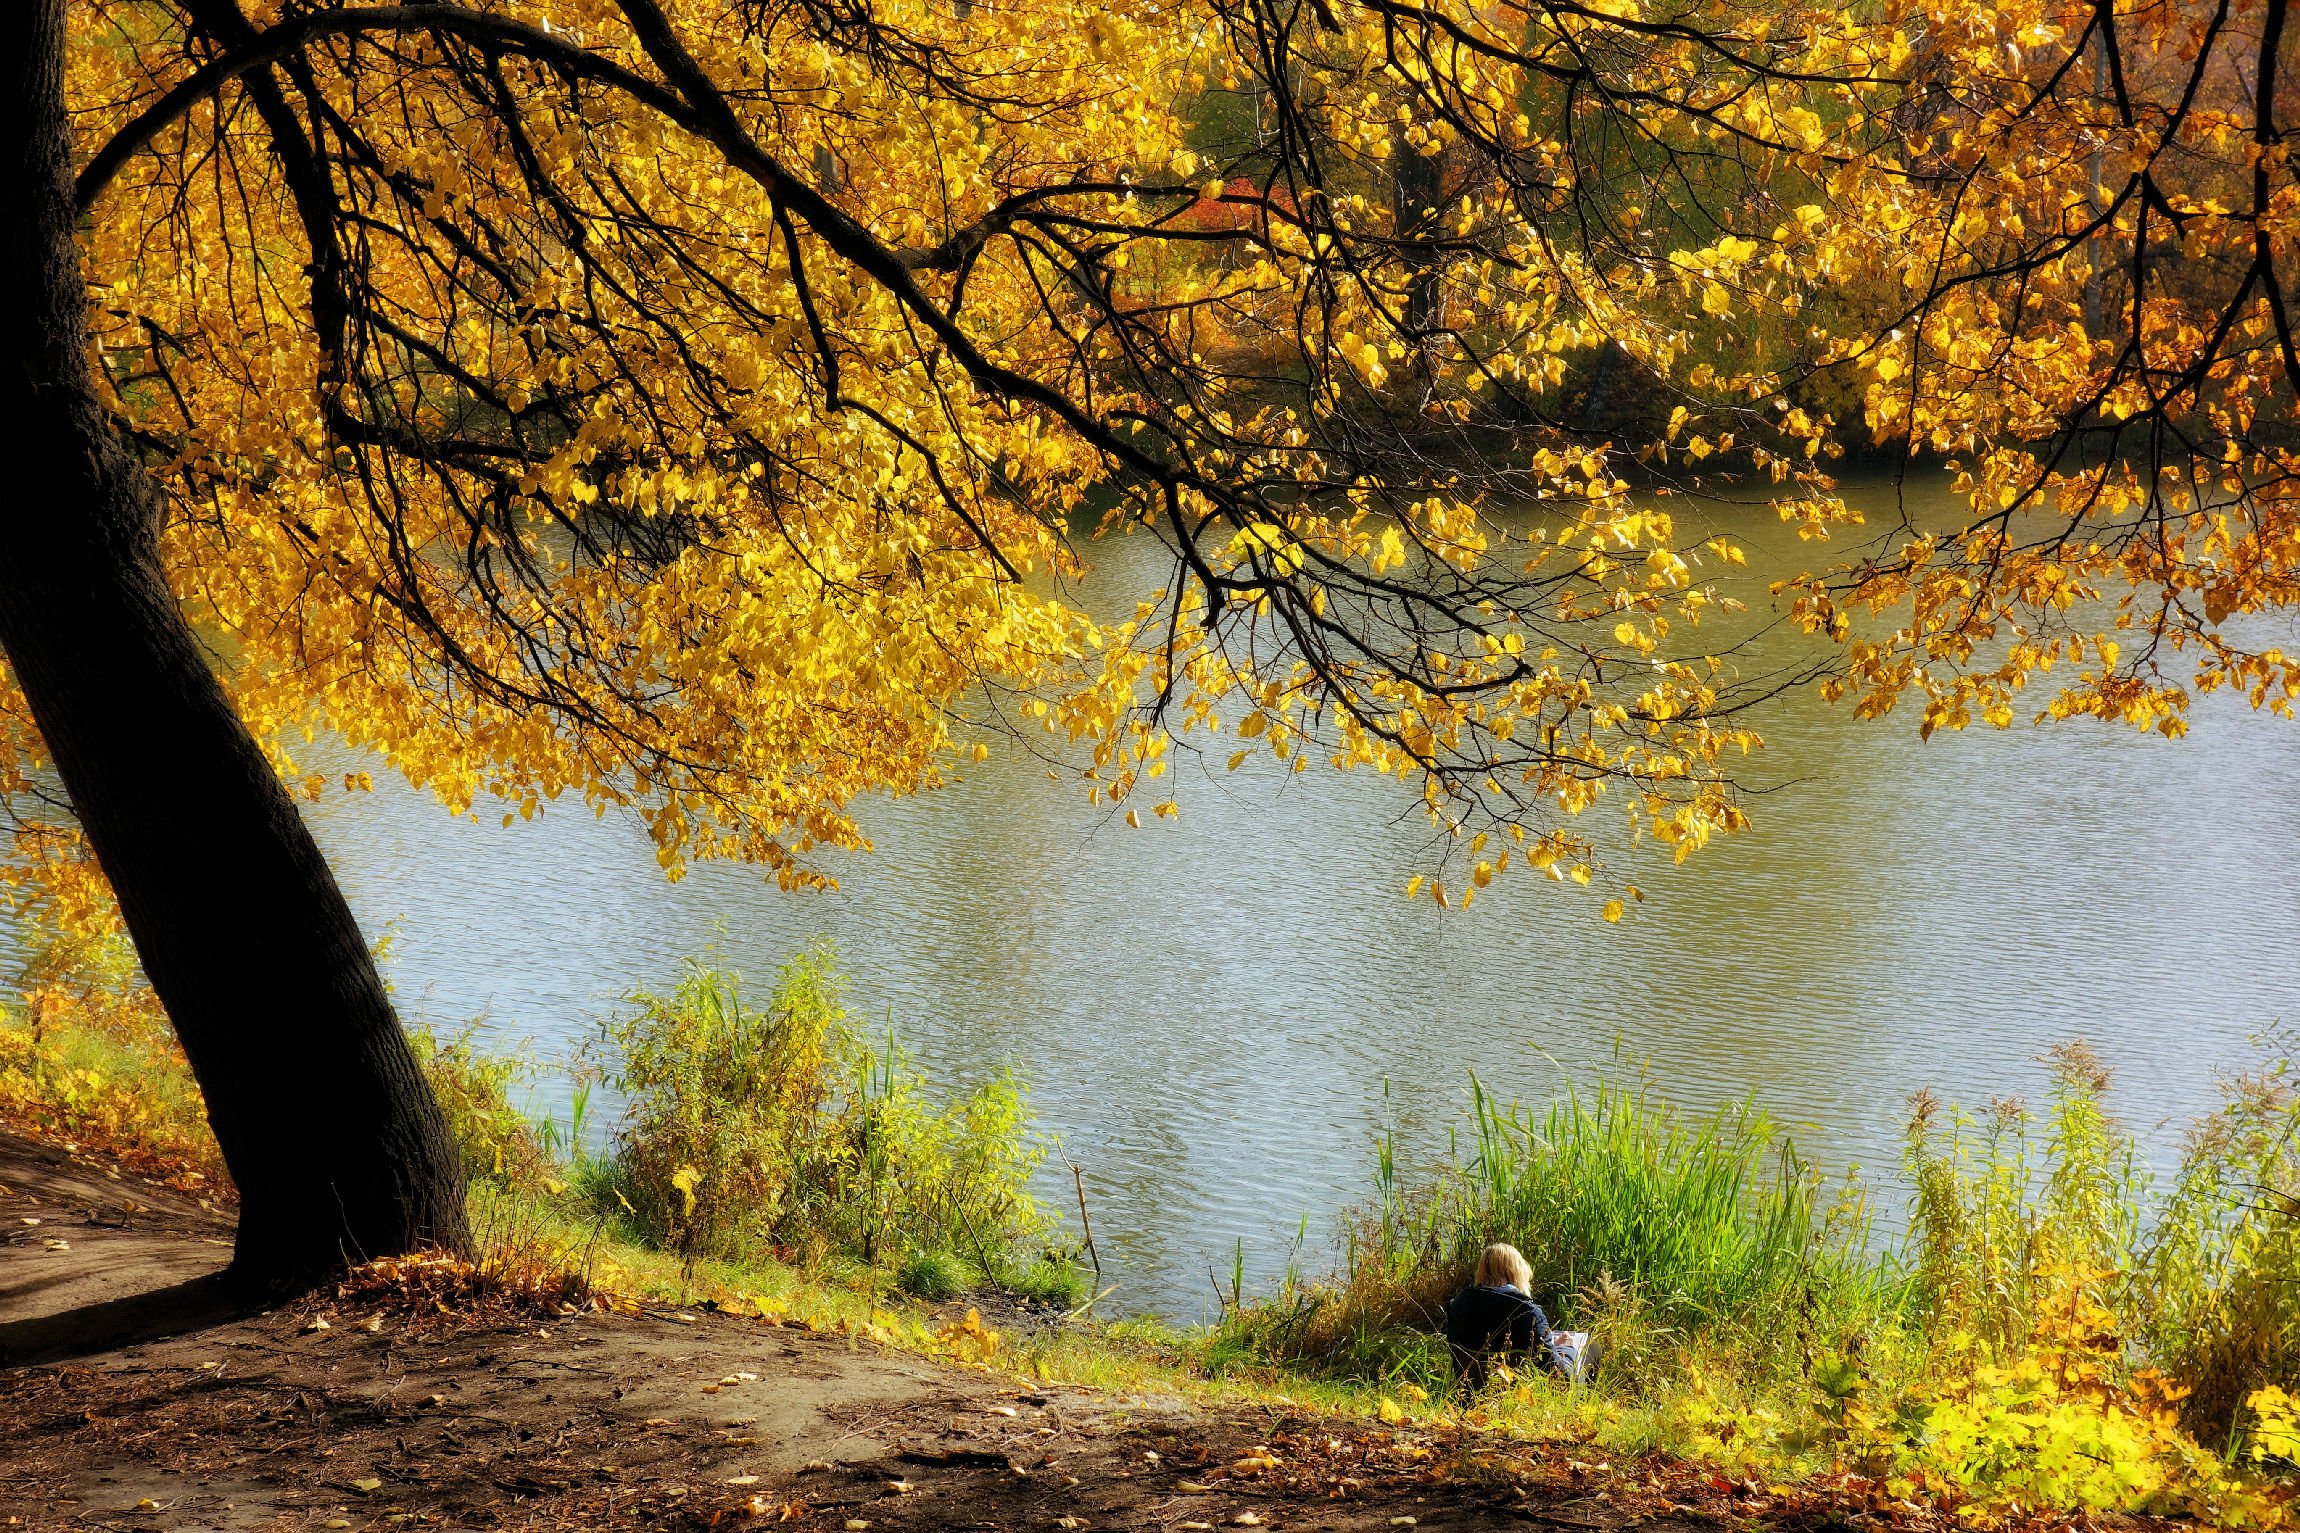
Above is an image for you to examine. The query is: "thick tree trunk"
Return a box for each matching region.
[0,0,469,1285]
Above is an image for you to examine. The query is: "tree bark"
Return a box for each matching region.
[0,0,469,1285]
[1393,140,1445,336]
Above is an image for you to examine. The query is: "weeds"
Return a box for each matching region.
[588,944,1076,1297]
[1217,1068,1900,1410]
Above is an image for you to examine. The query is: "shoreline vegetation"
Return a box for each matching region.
[7,927,2300,1525]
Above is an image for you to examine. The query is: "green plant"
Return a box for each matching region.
[599,951,845,1261]
[598,942,1055,1279]
[898,1249,972,1301]
[1000,1252,1090,1309]
[2131,1059,2300,1450]
[1217,1063,1899,1406]
[409,1025,556,1193]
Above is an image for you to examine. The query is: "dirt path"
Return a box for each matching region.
[0,1136,1874,1533]
[0,1135,232,1326]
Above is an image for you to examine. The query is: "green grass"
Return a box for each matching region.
[1208,1067,1903,1414]
[898,1249,972,1300]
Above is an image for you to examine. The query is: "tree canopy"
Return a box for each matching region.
[12,0,2300,938]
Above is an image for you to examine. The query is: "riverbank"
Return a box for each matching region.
[9,950,2300,1528]
[0,1130,2194,1533]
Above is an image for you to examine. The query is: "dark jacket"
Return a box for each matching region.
[1442,1284,1552,1389]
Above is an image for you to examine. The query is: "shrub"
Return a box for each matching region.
[2135,1062,2300,1450]
[595,954,841,1260]
[597,943,1054,1280]
[0,904,222,1185]
[408,1025,556,1194]
[0,987,222,1188]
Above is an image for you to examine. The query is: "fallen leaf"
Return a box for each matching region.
[1391,1520,1419,1528]
[844,1521,871,1531]
[42,1238,68,1251]
[884,1479,912,1494]
[360,1315,384,1333]
[351,1477,383,1493]
[799,1460,835,1474]
[644,1418,674,1428]
[1177,1480,1213,1493]
[701,1384,722,1394]
[1232,1516,1263,1528]
[725,1475,760,1487]
[132,1499,160,1513]
[989,1405,1019,1417]
[303,1316,333,1334]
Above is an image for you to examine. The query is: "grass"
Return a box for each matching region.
[1213,1070,1899,1409]
[0,955,224,1191]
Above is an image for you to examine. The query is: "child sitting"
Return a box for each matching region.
[1442,1242,1551,1392]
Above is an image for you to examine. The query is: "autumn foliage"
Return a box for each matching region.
[2,0,2295,948]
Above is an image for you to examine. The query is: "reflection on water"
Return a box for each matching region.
[55,476,2300,1315]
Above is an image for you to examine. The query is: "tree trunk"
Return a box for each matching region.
[0,0,469,1286]
[1393,139,1445,336]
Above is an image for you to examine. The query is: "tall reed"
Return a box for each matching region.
[1221,1066,1899,1396]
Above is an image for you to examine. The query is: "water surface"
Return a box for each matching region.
[98,478,2300,1314]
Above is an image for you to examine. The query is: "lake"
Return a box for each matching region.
[75,475,2300,1314]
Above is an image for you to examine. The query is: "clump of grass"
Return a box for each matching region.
[1218,1067,1898,1406]
[1000,1252,1091,1309]
[899,1250,972,1301]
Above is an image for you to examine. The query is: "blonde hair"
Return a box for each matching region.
[1474,1242,1533,1292]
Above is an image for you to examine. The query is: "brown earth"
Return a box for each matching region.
[0,1134,2108,1533]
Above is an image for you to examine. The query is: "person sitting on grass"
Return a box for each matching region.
[1442,1242,1555,1393]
